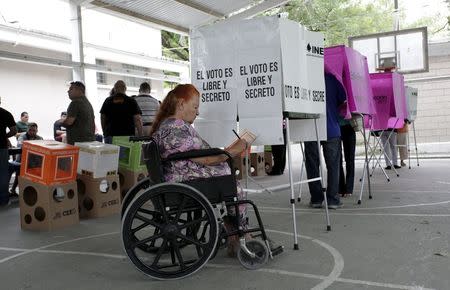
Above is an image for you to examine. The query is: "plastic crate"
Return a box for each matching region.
[112,136,147,172]
[75,141,120,178]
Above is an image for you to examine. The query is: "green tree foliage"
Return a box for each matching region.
[279,0,395,46]
[161,30,189,61]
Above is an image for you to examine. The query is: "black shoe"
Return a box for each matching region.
[394,165,401,169]
[328,202,343,209]
[384,166,392,170]
[309,202,323,208]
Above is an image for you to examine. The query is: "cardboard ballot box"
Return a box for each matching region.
[250,152,265,176]
[19,176,79,231]
[232,156,250,180]
[112,136,147,172]
[75,141,120,178]
[264,151,273,174]
[118,168,147,200]
[20,140,79,186]
[77,174,121,218]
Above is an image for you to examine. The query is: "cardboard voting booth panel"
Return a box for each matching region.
[20,140,79,186]
[324,45,375,116]
[368,72,406,130]
[19,177,79,231]
[75,141,120,178]
[191,16,326,146]
[118,168,147,200]
[112,136,146,172]
[405,86,418,121]
[77,174,121,218]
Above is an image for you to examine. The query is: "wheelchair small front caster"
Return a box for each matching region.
[237,239,269,270]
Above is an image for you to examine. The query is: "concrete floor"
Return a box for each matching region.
[0,159,449,290]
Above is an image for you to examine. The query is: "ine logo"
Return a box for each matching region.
[306,43,324,56]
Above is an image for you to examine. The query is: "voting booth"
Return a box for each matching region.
[191,16,329,246]
[405,86,418,122]
[18,140,79,231]
[368,72,407,130]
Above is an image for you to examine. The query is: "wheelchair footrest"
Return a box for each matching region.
[271,245,284,257]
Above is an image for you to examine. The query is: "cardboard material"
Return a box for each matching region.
[20,140,79,186]
[250,153,265,176]
[18,177,79,231]
[77,174,121,218]
[112,136,147,172]
[118,168,147,200]
[232,156,249,180]
[405,86,418,121]
[75,141,120,178]
[264,152,273,174]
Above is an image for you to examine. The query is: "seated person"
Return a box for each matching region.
[54,112,67,142]
[150,84,251,256]
[8,123,43,195]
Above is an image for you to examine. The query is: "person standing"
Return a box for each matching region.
[397,121,409,167]
[60,81,96,145]
[304,73,346,209]
[15,112,29,137]
[380,128,400,170]
[100,80,143,143]
[132,82,160,136]
[0,100,17,207]
[338,118,356,197]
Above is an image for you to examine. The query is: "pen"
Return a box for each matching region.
[232,129,241,139]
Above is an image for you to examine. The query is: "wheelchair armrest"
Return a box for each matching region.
[165,148,232,162]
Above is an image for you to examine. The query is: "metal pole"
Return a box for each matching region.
[314,119,331,231]
[285,118,299,250]
[412,121,420,166]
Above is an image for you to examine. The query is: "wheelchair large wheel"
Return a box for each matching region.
[122,183,218,280]
[121,178,151,218]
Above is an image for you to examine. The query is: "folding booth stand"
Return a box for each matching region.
[191,16,331,249]
[362,72,408,183]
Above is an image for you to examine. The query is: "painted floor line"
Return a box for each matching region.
[0,231,119,264]
[0,246,432,290]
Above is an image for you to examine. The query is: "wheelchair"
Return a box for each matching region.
[121,137,283,280]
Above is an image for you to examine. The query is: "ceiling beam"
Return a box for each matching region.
[171,0,224,18]
[226,0,289,20]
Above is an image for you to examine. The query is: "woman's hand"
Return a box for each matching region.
[225,139,248,157]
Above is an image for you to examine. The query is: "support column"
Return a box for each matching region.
[70,2,85,81]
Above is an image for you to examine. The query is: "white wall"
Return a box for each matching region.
[0,59,72,143]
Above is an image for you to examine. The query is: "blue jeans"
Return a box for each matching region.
[0,149,10,205]
[304,138,341,205]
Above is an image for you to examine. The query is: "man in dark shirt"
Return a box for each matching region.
[61,81,96,145]
[0,101,17,207]
[304,73,347,209]
[15,112,29,137]
[53,111,67,142]
[100,80,143,143]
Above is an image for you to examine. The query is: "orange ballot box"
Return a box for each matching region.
[20,140,79,185]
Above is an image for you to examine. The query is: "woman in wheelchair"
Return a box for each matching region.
[121,84,282,280]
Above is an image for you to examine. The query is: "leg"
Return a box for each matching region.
[304,141,323,204]
[322,138,341,207]
[269,144,284,175]
[339,137,346,195]
[390,132,398,166]
[397,132,408,166]
[380,131,392,167]
[0,149,10,205]
[342,125,356,194]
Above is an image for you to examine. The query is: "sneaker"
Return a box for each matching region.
[384,166,392,170]
[328,202,343,209]
[401,161,406,167]
[309,202,323,208]
[394,165,401,169]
